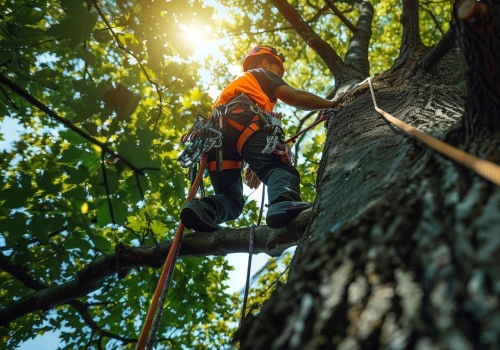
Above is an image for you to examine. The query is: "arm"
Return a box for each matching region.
[275,84,336,110]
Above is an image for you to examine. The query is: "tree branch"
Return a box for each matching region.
[69,300,137,345]
[401,0,423,52]
[271,0,345,78]
[0,208,312,326]
[324,0,358,33]
[420,27,457,70]
[0,74,147,176]
[394,0,425,68]
[343,0,374,79]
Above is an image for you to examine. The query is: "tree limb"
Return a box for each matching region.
[270,0,345,78]
[0,208,312,326]
[394,0,425,68]
[324,0,358,33]
[343,0,374,80]
[401,0,423,52]
[420,28,457,70]
[0,74,147,175]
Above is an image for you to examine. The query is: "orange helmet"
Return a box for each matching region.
[242,46,286,76]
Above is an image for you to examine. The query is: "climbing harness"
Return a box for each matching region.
[365,77,500,186]
[178,93,342,174]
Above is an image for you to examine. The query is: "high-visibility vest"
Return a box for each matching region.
[213,71,276,113]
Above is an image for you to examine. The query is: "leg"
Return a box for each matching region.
[181,125,245,232]
[241,130,301,204]
[242,130,312,228]
[207,168,245,222]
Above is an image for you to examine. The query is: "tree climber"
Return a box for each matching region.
[180,45,338,232]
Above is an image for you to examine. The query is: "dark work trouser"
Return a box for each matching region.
[204,122,301,224]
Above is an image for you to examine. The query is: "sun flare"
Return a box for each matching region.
[179,23,212,47]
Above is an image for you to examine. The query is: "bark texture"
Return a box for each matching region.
[237,1,500,349]
[237,62,490,350]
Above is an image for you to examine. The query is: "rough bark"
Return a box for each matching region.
[236,1,500,349]
[454,0,500,139]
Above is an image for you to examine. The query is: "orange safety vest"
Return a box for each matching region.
[207,71,281,172]
[213,71,276,112]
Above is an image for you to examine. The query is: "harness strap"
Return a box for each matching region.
[207,160,243,172]
[226,115,261,155]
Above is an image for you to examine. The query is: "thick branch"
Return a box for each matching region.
[0,74,147,175]
[343,0,374,79]
[0,209,312,326]
[420,28,457,70]
[393,0,425,68]
[400,0,423,53]
[271,0,345,78]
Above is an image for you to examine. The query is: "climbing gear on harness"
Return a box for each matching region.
[245,166,261,189]
[266,201,313,228]
[178,93,294,171]
[178,114,223,168]
[243,46,286,76]
[223,94,289,159]
[180,199,222,232]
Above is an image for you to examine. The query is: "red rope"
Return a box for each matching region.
[285,113,328,145]
[136,154,208,349]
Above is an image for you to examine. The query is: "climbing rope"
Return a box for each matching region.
[366,77,500,186]
[285,101,348,144]
[240,182,266,325]
[240,225,255,323]
[136,154,208,350]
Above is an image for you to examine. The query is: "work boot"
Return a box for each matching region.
[266,201,312,228]
[180,200,222,232]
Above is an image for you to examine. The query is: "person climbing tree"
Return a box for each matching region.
[180,45,338,232]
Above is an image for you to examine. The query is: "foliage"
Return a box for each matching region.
[0,0,452,348]
[237,252,293,319]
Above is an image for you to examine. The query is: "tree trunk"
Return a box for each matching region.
[237,2,500,349]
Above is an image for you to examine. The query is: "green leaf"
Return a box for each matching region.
[46,0,97,46]
[88,232,112,253]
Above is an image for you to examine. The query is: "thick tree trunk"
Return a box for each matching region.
[236,3,500,348]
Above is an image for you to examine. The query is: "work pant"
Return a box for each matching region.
[204,124,301,224]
